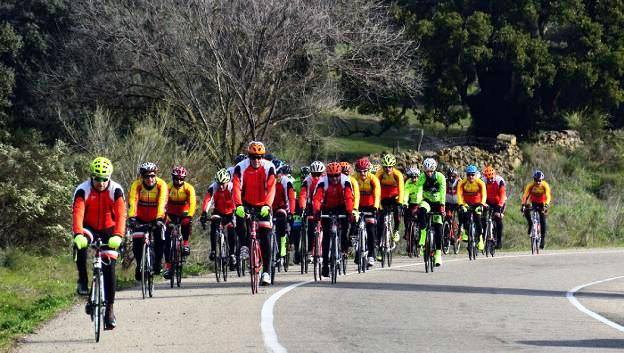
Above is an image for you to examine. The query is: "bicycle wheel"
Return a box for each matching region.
[442,221,451,255]
[270,232,277,285]
[141,243,147,299]
[222,236,229,283]
[424,232,431,273]
[428,228,435,272]
[250,239,260,294]
[147,246,154,297]
[284,233,290,273]
[300,226,308,274]
[215,232,222,283]
[313,233,321,281]
[93,271,102,342]
[452,220,460,255]
[169,239,176,288]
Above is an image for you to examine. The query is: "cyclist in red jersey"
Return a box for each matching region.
[273,164,296,264]
[201,168,238,269]
[72,157,126,330]
[232,141,276,285]
[312,162,356,278]
[481,166,506,249]
[298,161,325,262]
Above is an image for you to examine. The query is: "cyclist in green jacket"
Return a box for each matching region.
[414,158,446,266]
[403,165,421,254]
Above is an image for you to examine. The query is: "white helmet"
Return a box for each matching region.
[423,158,437,172]
[309,161,326,173]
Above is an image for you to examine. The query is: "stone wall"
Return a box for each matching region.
[535,130,583,150]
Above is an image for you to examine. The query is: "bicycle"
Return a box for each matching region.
[83,237,106,342]
[404,208,418,258]
[273,211,291,274]
[211,215,230,283]
[131,222,163,298]
[423,210,444,273]
[244,207,265,294]
[167,218,185,288]
[529,205,543,255]
[321,213,346,284]
[442,207,461,255]
[269,222,278,285]
[354,211,371,273]
[299,209,309,275]
[379,206,396,268]
[483,207,496,257]
[463,205,480,261]
[311,220,323,281]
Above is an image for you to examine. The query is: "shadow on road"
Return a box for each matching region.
[518,339,624,349]
[20,338,94,345]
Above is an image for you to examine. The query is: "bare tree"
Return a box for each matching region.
[50,0,420,163]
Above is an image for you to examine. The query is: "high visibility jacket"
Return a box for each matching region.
[166,181,196,217]
[128,177,168,222]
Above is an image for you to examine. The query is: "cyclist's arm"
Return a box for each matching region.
[127,179,140,218]
[521,182,533,205]
[232,166,243,206]
[287,182,296,214]
[298,180,308,210]
[345,183,354,214]
[414,174,425,205]
[186,183,197,217]
[72,190,86,235]
[456,178,466,206]
[544,181,552,205]
[156,177,168,219]
[498,180,507,207]
[264,169,276,207]
[312,182,325,215]
[372,174,381,209]
[112,187,127,236]
[350,176,360,210]
[436,172,446,203]
[394,170,405,204]
[201,186,214,213]
[478,178,487,206]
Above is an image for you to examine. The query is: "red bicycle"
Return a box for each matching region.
[443,206,461,255]
[245,208,264,294]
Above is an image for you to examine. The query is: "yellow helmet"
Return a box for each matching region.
[90,157,113,178]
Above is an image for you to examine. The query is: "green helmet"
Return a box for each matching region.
[381,154,396,167]
[90,157,113,178]
[215,168,231,183]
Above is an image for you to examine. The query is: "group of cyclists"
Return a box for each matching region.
[71,141,552,331]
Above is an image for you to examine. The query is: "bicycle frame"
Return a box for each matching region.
[530,207,542,255]
[465,205,479,261]
[424,211,443,273]
[89,238,106,342]
[245,208,264,294]
[355,211,372,273]
[167,220,184,287]
[380,206,395,268]
[321,213,346,284]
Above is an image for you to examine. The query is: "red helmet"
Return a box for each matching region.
[326,162,342,176]
[483,165,495,179]
[339,161,352,175]
[247,141,266,155]
[172,166,187,178]
[355,158,370,172]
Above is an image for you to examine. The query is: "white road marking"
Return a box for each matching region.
[566,276,624,333]
[261,249,624,352]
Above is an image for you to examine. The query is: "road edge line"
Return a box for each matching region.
[566,276,624,333]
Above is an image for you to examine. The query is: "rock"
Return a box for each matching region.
[497,134,516,146]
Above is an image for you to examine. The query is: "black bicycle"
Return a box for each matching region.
[464,205,479,261]
[379,206,396,268]
[167,219,185,287]
[299,210,309,274]
[529,205,543,255]
[86,238,106,342]
[132,222,162,298]
[483,206,496,257]
[321,213,346,284]
[354,211,371,273]
[423,210,444,273]
[211,215,230,283]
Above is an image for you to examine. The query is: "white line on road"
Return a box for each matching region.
[262,249,624,353]
[566,276,624,333]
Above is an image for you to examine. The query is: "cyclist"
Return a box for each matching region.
[273,164,296,266]
[72,157,125,330]
[457,165,487,251]
[341,161,360,254]
[232,141,276,286]
[162,166,196,279]
[200,168,237,269]
[482,166,506,249]
[298,161,325,263]
[521,170,551,249]
[229,154,247,178]
[128,162,168,281]
[375,154,405,252]
[354,158,381,267]
[445,167,463,239]
[402,165,421,254]
[414,158,446,266]
[290,165,309,263]
[312,162,356,277]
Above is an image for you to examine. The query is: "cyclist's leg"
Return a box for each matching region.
[235,214,247,256]
[181,216,192,251]
[163,221,172,272]
[258,212,273,274]
[209,217,220,259]
[539,205,547,248]
[275,210,287,257]
[153,223,165,274]
[131,235,143,279]
[403,205,412,240]
[432,204,443,250]
[524,207,532,234]
[493,204,504,248]
[307,218,315,254]
[102,257,117,305]
[225,216,236,257]
[340,212,350,254]
[416,205,427,246]
[473,208,483,238]
[320,216,331,273]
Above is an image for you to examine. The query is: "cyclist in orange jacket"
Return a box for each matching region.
[521,170,551,249]
[232,141,276,285]
[72,157,126,330]
[481,166,506,249]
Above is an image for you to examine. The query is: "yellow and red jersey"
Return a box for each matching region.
[482,175,507,207]
[202,181,236,215]
[375,168,404,202]
[72,180,126,237]
[273,175,296,214]
[312,174,354,214]
[298,175,321,210]
[128,177,168,222]
[355,172,380,209]
[522,180,551,205]
[232,159,276,207]
[348,175,360,210]
[457,177,487,206]
[166,181,196,217]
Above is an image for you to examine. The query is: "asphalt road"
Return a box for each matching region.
[15,249,624,353]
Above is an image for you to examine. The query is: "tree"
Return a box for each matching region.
[394,0,624,136]
[50,0,420,163]
[0,23,22,123]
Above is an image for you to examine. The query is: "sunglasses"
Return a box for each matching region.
[249,155,263,160]
[143,174,156,179]
[467,173,475,177]
[92,176,110,183]
[172,177,185,182]
[328,174,341,178]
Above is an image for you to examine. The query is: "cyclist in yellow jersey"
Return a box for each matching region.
[521,170,551,249]
[457,165,487,250]
[127,162,168,280]
[163,165,196,279]
[375,154,405,248]
[354,158,381,267]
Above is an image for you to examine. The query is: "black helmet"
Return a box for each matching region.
[447,167,458,178]
[234,154,246,164]
[279,164,292,175]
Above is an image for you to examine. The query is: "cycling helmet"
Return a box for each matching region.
[139,162,158,176]
[247,141,266,155]
[483,165,495,179]
[355,158,371,172]
[447,167,458,178]
[264,153,274,161]
[171,165,187,179]
[326,162,342,175]
[381,154,397,167]
[234,154,246,164]
[300,166,311,176]
[423,158,437,172]
[215,168,231,183]
[465,165,478,174]
[310,161,326,173]
[533,169,545,181]
[90,157,113,178]
[370,163,381,174]
[272,159,283,171]
[405,165,420,178]
[340,161,352,175]
[279,164,292,175]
